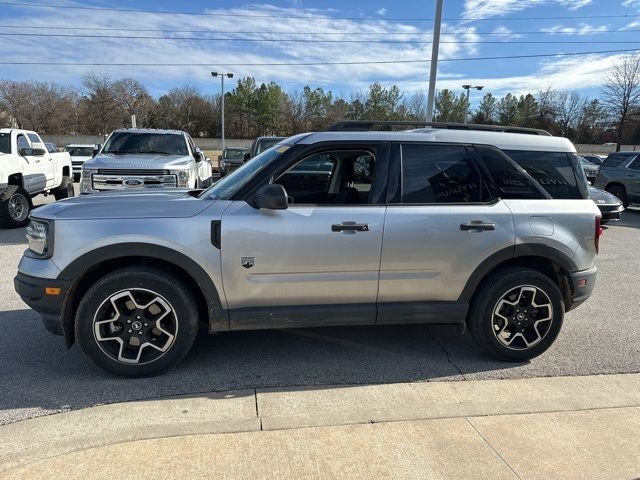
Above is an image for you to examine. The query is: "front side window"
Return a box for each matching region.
[102,132,188,156]
[17,135,29,152]
[401,144,483,204]
[27,133,41,144]
[276,150,376,205]
[602,153,635,168]
[503,150,582,199]
[627,157,640,170]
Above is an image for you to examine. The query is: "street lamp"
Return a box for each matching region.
[211,72,234,150]
[462,84,484,124]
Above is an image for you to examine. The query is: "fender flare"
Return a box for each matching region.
[458,244,578,303]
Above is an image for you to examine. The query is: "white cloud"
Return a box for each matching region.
[622,0,640,7]
[620,20,640,30]
[462,0,592,20]
[541,23,610,35]
[491,26,523,39]
[376,8,387,15]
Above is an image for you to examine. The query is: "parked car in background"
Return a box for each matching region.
[80,129,213,193]
[44,142,59,153]
[0,128,73,228]
[64,144,95,181]
[579,156,600,184]
[593,151,640,208]
[582,155,605,166]
[219,147,249,177]
[16,123,601,376]
[247,136,286,160]
[589,186,624,224]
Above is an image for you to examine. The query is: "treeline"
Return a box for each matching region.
[1,54,639,144]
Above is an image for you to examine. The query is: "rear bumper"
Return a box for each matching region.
[14,272,70,336]
[568,266,597,311]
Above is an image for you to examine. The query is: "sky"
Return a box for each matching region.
[0,0,639,103]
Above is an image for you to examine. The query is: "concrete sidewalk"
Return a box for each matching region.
[2,374,640,479]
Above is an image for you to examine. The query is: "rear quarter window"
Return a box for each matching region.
[602,153,637,168]
[502,150,582,199]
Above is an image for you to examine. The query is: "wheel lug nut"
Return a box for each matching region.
[136,316,141,320]
[128,329,132,334]
[144,323,148,327]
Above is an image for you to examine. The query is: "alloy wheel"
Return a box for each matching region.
[8,193,28,221]
[491,285,553,350]
[93,288,178,364]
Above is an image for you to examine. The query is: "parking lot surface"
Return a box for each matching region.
[1,192,639,424]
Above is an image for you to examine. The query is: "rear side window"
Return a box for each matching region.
[602,153,636,168]
[474,146,546,199]
[628,157,640,170]
[503,150,581,199]
[27,133,40,144]
[401,144,483,203]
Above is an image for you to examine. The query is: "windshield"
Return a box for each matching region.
[0,133,10,154]
[200,145,289,200]
[65,146,94,157]
[102,132,188,156]
[256,138,284,154]
[223,149,247,160]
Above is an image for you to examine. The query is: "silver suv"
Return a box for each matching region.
[15,124,601,376]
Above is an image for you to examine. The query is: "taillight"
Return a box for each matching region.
[595,216,603,254]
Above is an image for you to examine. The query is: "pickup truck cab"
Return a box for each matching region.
[81,128,213,193]
[15,123,601,376]
[0,128,73,228]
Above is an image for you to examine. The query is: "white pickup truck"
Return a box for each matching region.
[0,128,74,228]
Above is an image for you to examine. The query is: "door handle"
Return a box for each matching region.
[460,221,495,231]
[332,222,369,232]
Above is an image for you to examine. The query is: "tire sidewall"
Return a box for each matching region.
[607,185,628,208]
[75,268,199,377]
[0,187,32,228]
[470,269,564,361]
[54,176,74,200]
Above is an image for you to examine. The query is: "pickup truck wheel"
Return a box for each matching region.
[53,176,74,200]
[468,267,564,362]
[75,267,199,377]
[0,186,32,228]
[605,185,628,208]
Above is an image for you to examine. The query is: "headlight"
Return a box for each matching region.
[26,218,52,258]
[81,168,97,193]
[170,169,191,187]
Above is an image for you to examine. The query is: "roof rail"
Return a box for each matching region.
[326,121,552,136]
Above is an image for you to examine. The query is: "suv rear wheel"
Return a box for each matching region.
[75,267,199,376]
[468,267,564,361]
[605,184,628,208]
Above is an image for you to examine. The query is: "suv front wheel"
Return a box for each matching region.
[468,267,564,362]
[75,267,199,376]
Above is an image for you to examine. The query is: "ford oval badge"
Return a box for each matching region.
[123,179,144,187]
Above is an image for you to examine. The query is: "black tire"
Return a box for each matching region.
[606,184,628,208]
[468,266,564,362]
[53,176,74,200]
[0,185,32,229]
[75,267,200,377]
[73,173,80,183]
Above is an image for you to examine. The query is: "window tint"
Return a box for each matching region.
[628,157,640,170]
[102,132,188,155]
[503,150,581,199]
[401,144,482,203]
[603,153,636,168]
[276,150,375,205]
[474,146,545,199]
[17,135,29,151]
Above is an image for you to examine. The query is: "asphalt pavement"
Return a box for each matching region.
[1,190,639,425]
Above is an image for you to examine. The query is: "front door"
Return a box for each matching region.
[220,145,388,329]
[17,134,47,194]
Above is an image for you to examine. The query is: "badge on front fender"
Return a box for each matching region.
[241,257,255,269]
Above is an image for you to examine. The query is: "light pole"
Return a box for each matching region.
[426,0,443,122]
[462,84,484,124]
[211,72,234,150]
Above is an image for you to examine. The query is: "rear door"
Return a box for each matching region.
[625,155,640,201]
[220,142,389,329]
[377,143,515,323]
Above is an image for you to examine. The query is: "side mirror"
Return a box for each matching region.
[253,184,288,210]
[243,152,251,162]
[19,147,45,156]
[218,155,222,161]
[194,147,203,162]
[93,144,101,157]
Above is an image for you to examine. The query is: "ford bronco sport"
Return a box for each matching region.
[15,123,601,376]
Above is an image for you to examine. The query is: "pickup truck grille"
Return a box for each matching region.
[97,169,170,176]
[92,173,177,191]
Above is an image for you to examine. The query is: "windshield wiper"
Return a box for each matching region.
[137,150,175,155]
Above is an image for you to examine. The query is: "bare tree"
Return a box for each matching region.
[82,73,124,135]
[555,91,584,136]
[602,53,640,147]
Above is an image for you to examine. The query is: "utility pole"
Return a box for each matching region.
[211,72,234,150]
[426,0,443,122]
[462,84,484,123]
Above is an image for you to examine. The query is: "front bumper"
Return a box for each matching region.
[14,272,70,336]
[568,266,597,311]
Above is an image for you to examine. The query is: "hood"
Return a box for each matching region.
[84,153,193,170]
[588,186,621,205]
[32,189,211,220]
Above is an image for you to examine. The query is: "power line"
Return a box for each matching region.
[0,48,637,67]
[0,25,638,36]
[0,1,639,22]
[2,31,640,44]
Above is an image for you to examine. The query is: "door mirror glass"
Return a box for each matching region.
[19,147,45,156]
[93,144,101,157]
[243,152,251,162]
[253,184,288,210]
